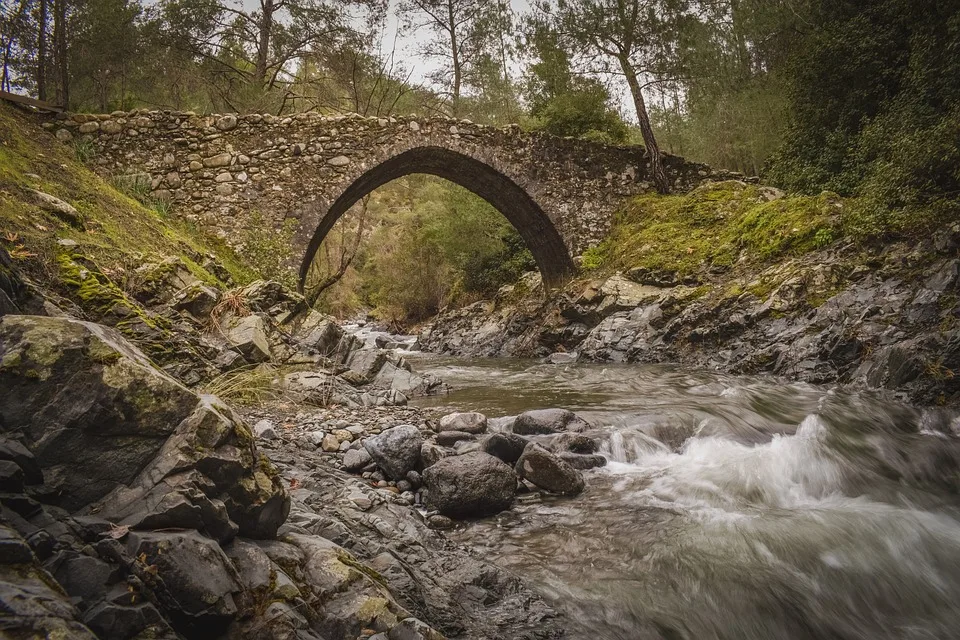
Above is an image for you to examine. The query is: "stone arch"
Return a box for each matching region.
[297,145,576,295]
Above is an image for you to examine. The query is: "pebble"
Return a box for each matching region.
[254,419,277,440]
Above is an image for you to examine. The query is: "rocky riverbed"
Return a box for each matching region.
[0,240,596,639]
[421,219,960,407]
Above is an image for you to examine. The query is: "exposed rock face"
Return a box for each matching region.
[223,314,273,362]
[513,408,590,435]
[363,425,423,480]
[0,314,289,540]
[422,452,517,517]
[127,530,242,637]
[421,225,960,406]
[516,443,585,495]
[95,395,290,540]
[0,315,199,509]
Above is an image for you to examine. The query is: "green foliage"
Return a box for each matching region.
[72,138,98,164]
[523,14,629,143]
[587,181,841,277]
[318,175,535,324]
[766,0,960,237]
[238,213,299,289]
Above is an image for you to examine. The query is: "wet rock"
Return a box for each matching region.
[553,432,600,454]
[546,351,578,364]
[422,452,516,518]
[513,408,590,435]
[558,452,607,470]
[342,447,372,472]
[426,514,454,530]
[436,430,475,446]
[516,443,585,495]
[363,425,423,480]
[480,432,530,465]
[0,315,199,510]
[438,411,487,434]
[127,530,242,637]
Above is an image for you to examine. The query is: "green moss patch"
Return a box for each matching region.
[584,181,842,278]
[0,103,254,292]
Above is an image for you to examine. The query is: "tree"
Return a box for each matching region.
[0,0,35,93]
[538,0,692,193]
[69,0,142,111]
[158,0,378,113]
[400,0,508,117]
[523,18,628,141]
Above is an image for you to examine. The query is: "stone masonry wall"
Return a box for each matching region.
[45,110,743,281]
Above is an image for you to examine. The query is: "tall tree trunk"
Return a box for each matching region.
[622,60,669,194]
[255,0,273,88]
[37,0,48,100]
[447,0,461,117]
[53,0,68,109]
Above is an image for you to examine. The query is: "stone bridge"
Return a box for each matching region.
[47,110,727,291]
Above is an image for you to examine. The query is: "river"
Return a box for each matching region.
[406,355,960,640]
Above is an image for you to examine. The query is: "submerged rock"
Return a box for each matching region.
[422,452,517,517]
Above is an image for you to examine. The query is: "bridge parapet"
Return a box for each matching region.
[45,110,740,287]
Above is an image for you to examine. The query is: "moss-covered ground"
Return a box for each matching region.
[0,103,256,299]
[582,181,843,278]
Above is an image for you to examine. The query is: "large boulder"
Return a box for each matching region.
[363,425,423,480]
[513,408,590,435]
[222,314,272,363]
[438,411,487,434]
[515,443,585,495]
[127,530,242,638]
[374,362,444,397]
[422,452,517,518]
[290,310,355,361]
[0,315,199,509]
[480,432,529,465]
[96,396,290,540]
[0,314,288,538]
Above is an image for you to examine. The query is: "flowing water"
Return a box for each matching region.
[407,356,960,640]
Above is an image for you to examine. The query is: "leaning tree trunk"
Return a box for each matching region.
[622,61,669,194]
